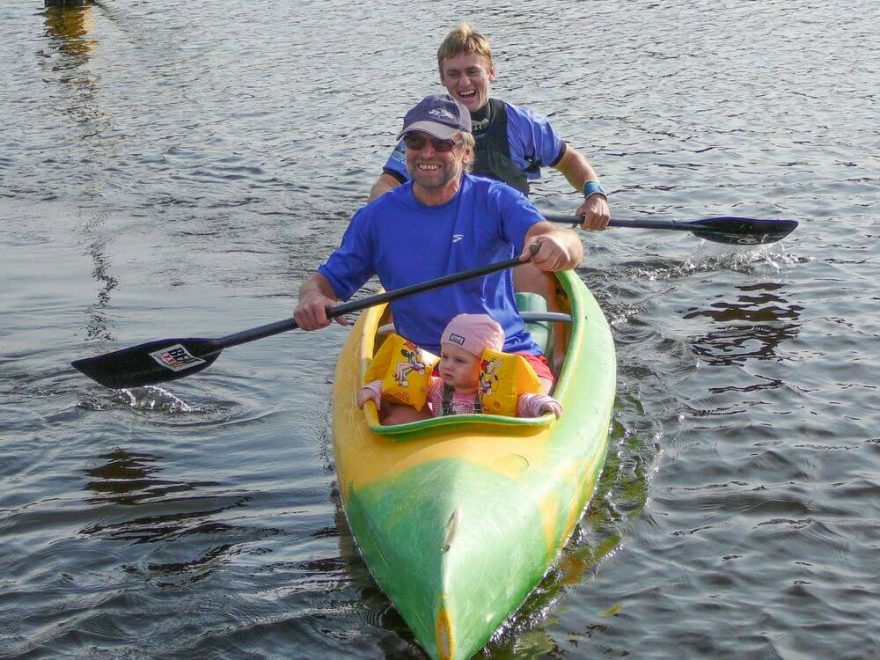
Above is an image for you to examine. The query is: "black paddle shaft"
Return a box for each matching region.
[72,247,537,389]
[543,213,797,245]
[219,246,537,349]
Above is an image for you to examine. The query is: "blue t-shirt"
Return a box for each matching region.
[318,174,544,355]
[382,100,565,185]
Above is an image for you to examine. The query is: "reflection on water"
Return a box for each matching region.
[85,237,118,341]
[42,4,96,63]
[684,282,803,366]
[41,3,101,123]
[83,448,190,506]
[41,4,119,343]
[39,2,106,139]
[80,449,239,550]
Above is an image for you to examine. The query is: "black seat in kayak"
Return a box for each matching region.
[516,292,569,354]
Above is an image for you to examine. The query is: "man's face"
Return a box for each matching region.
[404,131,469,193]
[440,53,495,113]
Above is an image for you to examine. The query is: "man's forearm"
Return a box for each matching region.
[556,146,601,191]
[298,273,337,302]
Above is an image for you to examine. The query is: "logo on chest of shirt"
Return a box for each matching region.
[452,234,464,243]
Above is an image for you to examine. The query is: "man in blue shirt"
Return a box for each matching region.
[294,94,583,424]
[369,23,610,230]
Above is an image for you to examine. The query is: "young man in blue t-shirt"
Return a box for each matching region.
[294,94,583,424]
[369,23,610,229]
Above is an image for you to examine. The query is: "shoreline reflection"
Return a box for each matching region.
[684,282,803,366]
[42,4,119,343]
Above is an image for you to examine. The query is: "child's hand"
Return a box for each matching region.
[357,382,383,410]
[518,393,562,419]
[541,400,562,419]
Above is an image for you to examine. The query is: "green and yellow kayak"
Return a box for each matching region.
[331,270,616,659]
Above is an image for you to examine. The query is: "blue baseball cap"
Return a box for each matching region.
[396,94,472,140]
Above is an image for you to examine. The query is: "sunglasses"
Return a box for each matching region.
[403,132,461,153]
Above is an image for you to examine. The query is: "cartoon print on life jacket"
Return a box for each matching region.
[479,356,502,397]
[394,347,428,388]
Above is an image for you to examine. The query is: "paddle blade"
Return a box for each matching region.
[689,216,798,245]
[72,338,223,389]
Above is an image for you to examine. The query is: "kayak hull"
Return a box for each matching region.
[331,270,616,659]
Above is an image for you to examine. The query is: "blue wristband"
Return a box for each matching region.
[582,180,607,198]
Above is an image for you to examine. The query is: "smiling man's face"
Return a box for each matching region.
[439,53,495,113]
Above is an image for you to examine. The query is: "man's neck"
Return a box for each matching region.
[470,101,492,133]
[413,177,462,207]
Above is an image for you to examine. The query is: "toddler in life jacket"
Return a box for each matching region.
[357,313,562,418]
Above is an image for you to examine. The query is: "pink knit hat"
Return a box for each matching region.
[440,313,505,357]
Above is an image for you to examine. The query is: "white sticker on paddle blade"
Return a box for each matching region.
[149,344,206,372]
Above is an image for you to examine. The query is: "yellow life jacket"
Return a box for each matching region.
[364,333,439,411]
[478,349,542,416]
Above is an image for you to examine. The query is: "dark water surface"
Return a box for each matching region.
[2,1,879,657]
